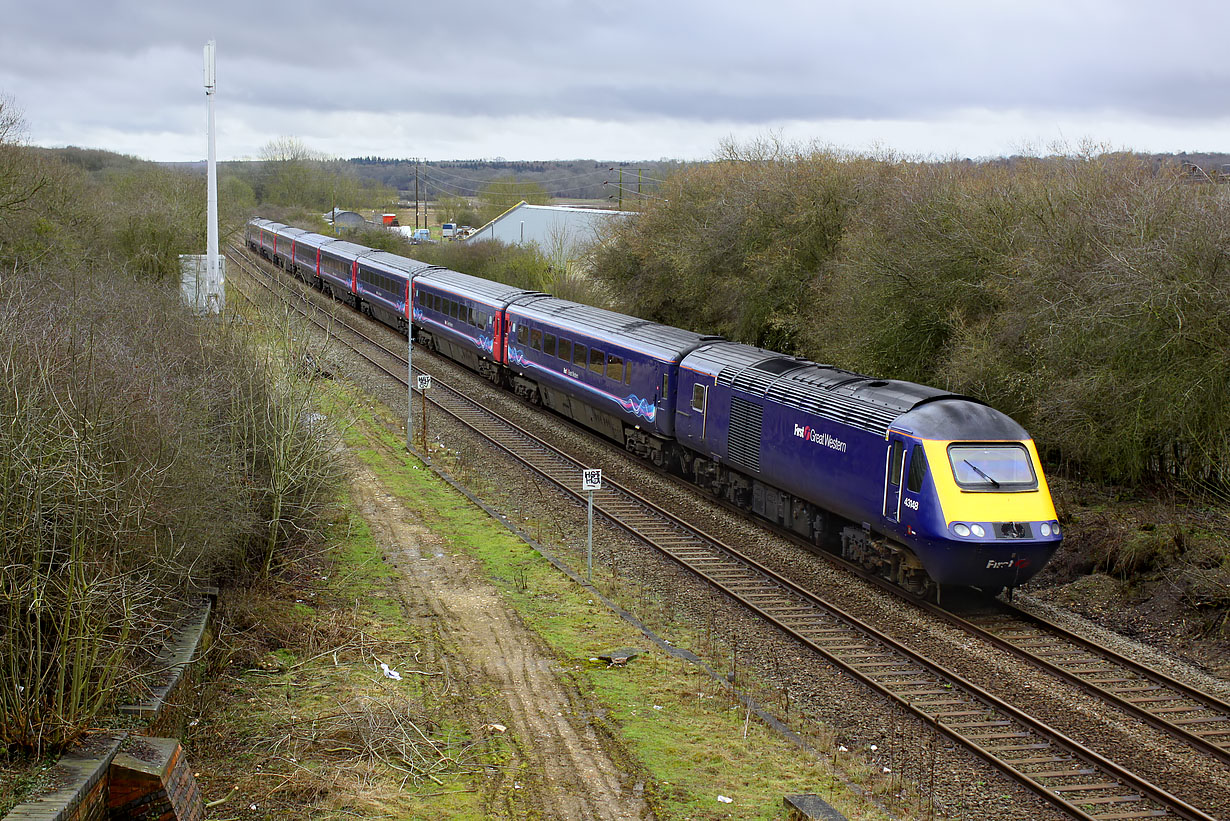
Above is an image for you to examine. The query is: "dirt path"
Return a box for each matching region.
[347,455,652,820]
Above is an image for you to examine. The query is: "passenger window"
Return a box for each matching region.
[531,329,543,351]
[606,354,623,382]
[573,344,587,368]
[662,373,668,398]
[517,326,528,345]
[589,348,604,374]
[907,446,928,493]
[889,440,904,486]
[544,333,556,357]
[690,384,705,413]
[625,361,632,385]
[558,338,572,364]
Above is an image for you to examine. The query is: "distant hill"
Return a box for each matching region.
[150,150,1230,207]
[342,158,691,204]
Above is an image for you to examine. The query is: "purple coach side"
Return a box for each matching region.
[504,297,717,465]
[271,225,308,269]
[411,269,541,382]
[316,240,374,307]
[286,232,335,283]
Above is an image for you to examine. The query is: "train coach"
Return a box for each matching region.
[246,218,282,259]
[283,230,334,282]
[503,297,718,461]
[411,268,542,382]
[354,252,432,335]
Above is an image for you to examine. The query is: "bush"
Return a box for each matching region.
[0,108,340,754]
[0,268,339,754]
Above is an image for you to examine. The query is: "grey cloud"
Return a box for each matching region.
[5,0,1230,158]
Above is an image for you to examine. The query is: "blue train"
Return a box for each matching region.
[247,218,1062,596]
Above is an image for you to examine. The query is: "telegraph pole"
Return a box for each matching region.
[204,40,218,304]
[415,160,420,230]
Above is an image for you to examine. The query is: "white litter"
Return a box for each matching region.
[380,663,402,681]
[482,723,507,734]
[717,795,733,803]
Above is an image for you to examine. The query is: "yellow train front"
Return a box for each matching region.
[876,398,1062,594]
[674,343,1061,598]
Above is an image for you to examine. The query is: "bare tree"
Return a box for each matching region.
[0,96,49,218]
[259,136,327,164]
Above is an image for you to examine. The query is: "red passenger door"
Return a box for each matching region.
[492,312,504,363]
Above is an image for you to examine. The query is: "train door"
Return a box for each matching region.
[675,370,708,446]
[882,435,907,523]
[492,311,504,363]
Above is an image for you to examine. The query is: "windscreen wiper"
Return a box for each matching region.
[963,459,1001,488]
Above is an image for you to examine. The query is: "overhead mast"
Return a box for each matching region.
[204,40,219,305]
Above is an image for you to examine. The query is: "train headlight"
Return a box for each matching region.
[970,524,986,538]
[1040,522,1052,537]
[1052,522,1061,537]
[953,523,971,537]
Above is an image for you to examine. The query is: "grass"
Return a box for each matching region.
[190,491,497,818]
[0,754,57,816]
[311,379,906,820]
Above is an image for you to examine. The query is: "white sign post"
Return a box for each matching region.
[416,373,432,451]
[582,469,602,581]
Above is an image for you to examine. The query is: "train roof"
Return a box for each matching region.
[414,267,541,307]
[290,232,335,248]
[318,240,375,261]
[273,226,309,239]
[896,399,1028,441]
[682,340,967,437]
[362,251,436,276]
[509,296,718,361]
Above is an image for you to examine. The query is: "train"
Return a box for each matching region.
[246,217,1062,597]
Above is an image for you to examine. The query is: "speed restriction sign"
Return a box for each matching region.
[582,468,602,492]
[416,374,432,391]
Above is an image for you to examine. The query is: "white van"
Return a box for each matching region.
[441,223,457,239]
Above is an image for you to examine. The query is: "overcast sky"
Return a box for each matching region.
[3,1,1229,163]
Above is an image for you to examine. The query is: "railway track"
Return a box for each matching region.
[228,245,1221,820]
[701,484,1230,769]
